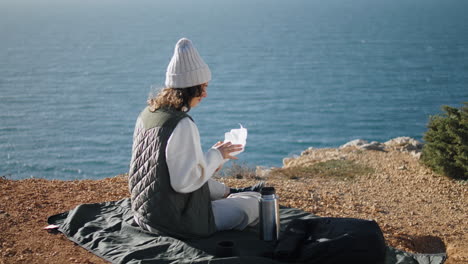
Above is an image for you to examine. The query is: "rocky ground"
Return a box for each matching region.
[0,138,466,263]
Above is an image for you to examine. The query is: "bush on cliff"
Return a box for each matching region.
[421,103,468,180]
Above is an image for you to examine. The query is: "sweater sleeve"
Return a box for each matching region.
[166,117,224,193]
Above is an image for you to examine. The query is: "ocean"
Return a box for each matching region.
[1,0,467,180]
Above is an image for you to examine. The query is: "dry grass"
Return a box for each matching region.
[217,161,259,179]
[270,159,375,180]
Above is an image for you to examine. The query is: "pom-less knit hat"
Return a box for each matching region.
[165,38,211,88]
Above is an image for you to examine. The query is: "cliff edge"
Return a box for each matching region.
[0,137,466,263]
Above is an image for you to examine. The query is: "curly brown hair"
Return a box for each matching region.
[147,85,204,112]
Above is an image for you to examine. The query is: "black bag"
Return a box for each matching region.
[274,217,387,264]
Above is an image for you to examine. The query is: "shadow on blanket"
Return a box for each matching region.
[47,198,446,264]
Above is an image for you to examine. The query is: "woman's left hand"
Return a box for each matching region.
[214,141,243,160]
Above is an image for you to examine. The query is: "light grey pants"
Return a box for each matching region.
[134,179,260,234]
[208,179,260,231]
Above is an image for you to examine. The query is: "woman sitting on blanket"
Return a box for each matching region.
[128,38,263,238]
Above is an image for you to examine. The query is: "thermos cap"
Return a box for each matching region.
[260,187,276,195]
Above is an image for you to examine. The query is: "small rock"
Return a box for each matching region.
[21,248,33,254]
[256,166,271,178]
[282,157,294,167]
[361,141,385,151]
[0,212,9,219]
[283,154,302,167]
[411,151,422,159]
[301,147,315,156]
[340,139,368,149]
[4,249,17,257]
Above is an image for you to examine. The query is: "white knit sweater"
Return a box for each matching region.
[165,117,227,196]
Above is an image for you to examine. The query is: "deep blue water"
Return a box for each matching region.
[1,0,467,180]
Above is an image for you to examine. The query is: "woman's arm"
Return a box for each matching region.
[166,117,224,193]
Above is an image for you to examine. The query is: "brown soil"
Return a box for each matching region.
[0,148,466,264]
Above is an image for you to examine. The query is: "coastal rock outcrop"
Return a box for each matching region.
[340,137,423,158]
[384,137,424,153]
[283,137,424,168]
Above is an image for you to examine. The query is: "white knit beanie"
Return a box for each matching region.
[165,38,211,88]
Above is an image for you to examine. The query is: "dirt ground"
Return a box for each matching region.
[0,148,466,264]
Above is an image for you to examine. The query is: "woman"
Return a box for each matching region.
[128,38,263,238]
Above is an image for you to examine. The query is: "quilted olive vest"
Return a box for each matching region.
[128,107,216,238]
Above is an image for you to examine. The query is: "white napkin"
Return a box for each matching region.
[224,124,248,156]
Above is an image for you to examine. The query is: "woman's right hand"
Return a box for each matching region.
[214,141,243,160]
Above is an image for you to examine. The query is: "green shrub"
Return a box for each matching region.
[421,103,468,180]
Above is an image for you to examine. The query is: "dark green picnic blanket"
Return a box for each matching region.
[47,198,446,264]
